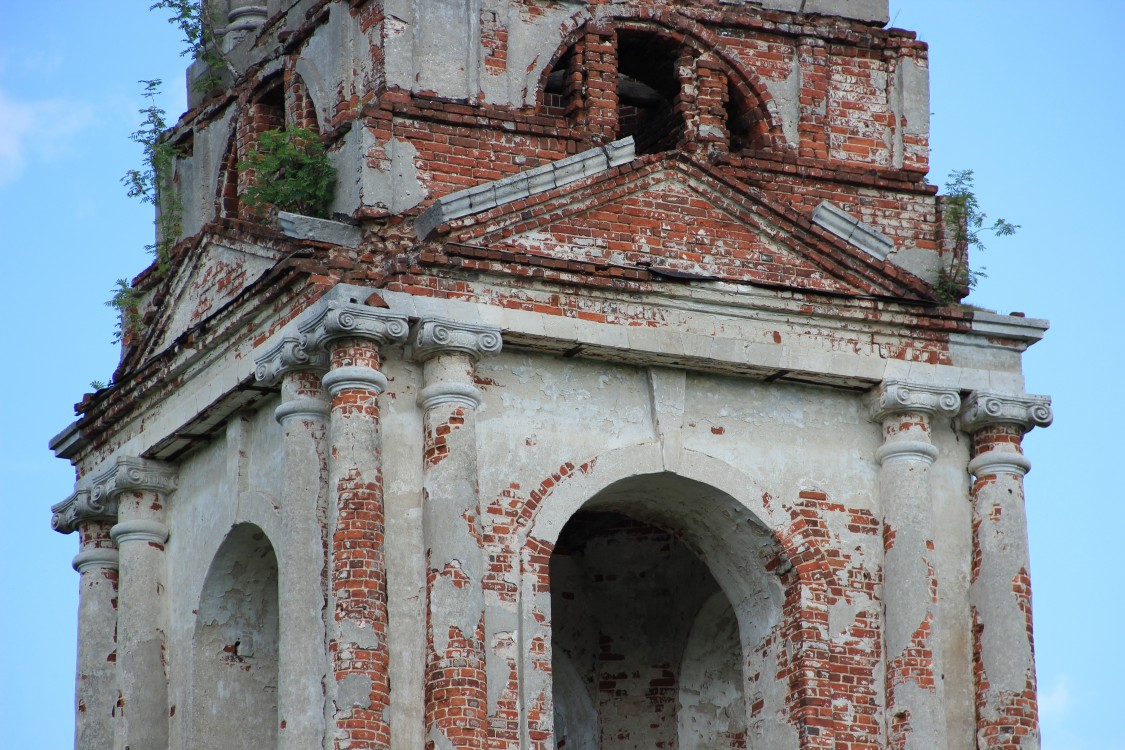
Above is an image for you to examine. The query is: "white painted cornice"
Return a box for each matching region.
[959,391,1053,434]
[869,379,961,422]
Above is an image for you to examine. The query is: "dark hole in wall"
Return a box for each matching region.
[615,30,684,155]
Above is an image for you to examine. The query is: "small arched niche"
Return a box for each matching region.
[190,523,279,749]
[548,473,786,750]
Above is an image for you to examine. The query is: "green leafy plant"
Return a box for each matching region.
[151,0,231,93]
[935,169,1019,303]
[113,80,186,342]
[238,127,337,218]
[106,278,146,343]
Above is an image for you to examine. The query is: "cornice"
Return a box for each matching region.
[869,379,961,423]
[959,392,1053,434]
[411,318,503,363]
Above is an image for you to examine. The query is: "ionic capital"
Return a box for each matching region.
[869,380,961,423]
[959,392,1053,434]
[90,457,177,503]
[51,489,116,535]
[299,300,410,351]
[411,318,503,363]
[255,334,328,387]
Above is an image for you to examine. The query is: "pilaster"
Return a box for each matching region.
[869,380,960,750]
[960,392,1052,750]
[301,301,410,750]
[412,318,502,750]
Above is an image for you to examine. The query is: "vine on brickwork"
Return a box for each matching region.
[237,127,338,218]
[936,169,1019,304]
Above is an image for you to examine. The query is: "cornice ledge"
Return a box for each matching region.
[254,333,329,387]
[411,318,503,362]
[959,391,1053,434]
[969,311,1049,344]
[298,299,410,350]
[869,379,961,422]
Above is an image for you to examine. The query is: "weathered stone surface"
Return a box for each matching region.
[48,3,1050,749]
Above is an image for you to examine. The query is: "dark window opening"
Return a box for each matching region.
[544,46,578,118]
[615,30,685,155]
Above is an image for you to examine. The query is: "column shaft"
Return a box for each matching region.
[112,489,172,750]
[325,337,392,750]
[276,370,331,749]
[73,520,119,750]
[961,392,1051,750]
[421,353,488,750]
[871,382,959,750]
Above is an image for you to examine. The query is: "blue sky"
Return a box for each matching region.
[1,2,1121,747]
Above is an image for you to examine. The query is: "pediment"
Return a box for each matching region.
[132,236,284,364]
[437,156,931,300]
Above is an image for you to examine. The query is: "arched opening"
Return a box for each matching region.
[615,29,685,155]
[547,473,787,749]
[537,21,778,155]
[190,523,279,749]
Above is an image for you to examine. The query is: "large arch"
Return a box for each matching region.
[189,522,280,749]
[514,442,821,750]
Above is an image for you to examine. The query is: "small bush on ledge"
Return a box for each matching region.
[238,126,336,218]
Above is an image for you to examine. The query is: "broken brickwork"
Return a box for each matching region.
[49,2,1051,749]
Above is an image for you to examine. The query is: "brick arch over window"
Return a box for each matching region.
[510,443,838,750]
[536,12,788,153]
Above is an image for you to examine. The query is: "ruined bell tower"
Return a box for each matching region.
[49,1,1051,748]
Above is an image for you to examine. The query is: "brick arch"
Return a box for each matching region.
[509,442,834,750]
[533,8,788,151]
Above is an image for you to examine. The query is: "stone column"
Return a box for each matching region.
[256,335,331,749]
[960,393,1052,750]
[302,301,410,750]
[99,457,177,750]
[870,380,960,750]
[412,318,502,750]
[223,1,267,51]
[51,490,120,750]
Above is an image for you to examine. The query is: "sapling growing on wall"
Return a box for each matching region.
[937,169,1019,303]
[151,0,231,93]
[238,127,337,218]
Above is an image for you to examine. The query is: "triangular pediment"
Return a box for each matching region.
[129,235,285,366]
[437,155,932,300]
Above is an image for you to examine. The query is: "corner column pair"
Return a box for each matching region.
[52,456,177,750]
[871,381,1051,750]
[258,303,502,750]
